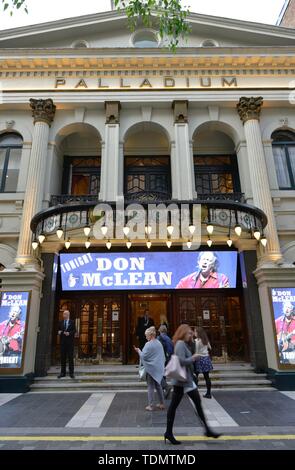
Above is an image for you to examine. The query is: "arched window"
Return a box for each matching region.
[132,30,159,48]
[272,130,295,189]
[201,39,219,47]
[0,133,23,192]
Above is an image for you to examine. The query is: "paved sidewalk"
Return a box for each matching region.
[0,390,295,450]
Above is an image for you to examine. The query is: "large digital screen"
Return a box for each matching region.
[0,291,30,369]
[271,288,295,366]
[60,251,237,291]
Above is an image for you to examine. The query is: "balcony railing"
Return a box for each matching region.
[50,191,244,207]
[50,194,99,206]
[197,192,245,203]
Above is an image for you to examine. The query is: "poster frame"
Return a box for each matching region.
[0,289,32,374]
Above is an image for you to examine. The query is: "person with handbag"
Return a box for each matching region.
[164,324,221,445]
[134,326,165,411]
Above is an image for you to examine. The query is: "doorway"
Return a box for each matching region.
[55,295,123,364]
[128,293,171,363]
[176,292,248,362]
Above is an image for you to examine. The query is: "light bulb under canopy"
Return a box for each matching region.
[123,226,130,236]
[38,233,45,244]
[84,226,91,237]
[56,228,64,239]
[227,238,233,247]
[85,238,91,249]
[188,224,195,235]
[106,240,112,250]
[260,236,267,247]
[146,240,152,249]
[65,239,71,249]
[234,224,242,237]
[207,238,213,248]
[145,225,152,235]
[167,225,174,235]
[126,241,132,249]
[206,224,214,235]
[32,240,38,250]
[166,240,172,248]
[253,229,261,241]
[186,240,192,249]
[101,225,108,236]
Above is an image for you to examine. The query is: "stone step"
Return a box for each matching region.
[30,378,273,392]
[34,372,269,383]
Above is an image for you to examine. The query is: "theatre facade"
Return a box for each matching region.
[0,10,295,391]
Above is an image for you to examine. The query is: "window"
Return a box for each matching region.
[201,39,219,47]
[124,156,171,198]
[272,130,295,189]
[194,155,240,195]
[71,40,89,48]
[132,30,159,48]
[0,133,23,193]
[62,156,101,196]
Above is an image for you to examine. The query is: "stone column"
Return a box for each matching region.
[34,253,59,376]
[16,98,56,267]
[99,101,122,202]
[172,101,194,200]
[237,97,282,265]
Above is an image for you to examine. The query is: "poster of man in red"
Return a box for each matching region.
[0,292,29,369]
[271,288,295,365]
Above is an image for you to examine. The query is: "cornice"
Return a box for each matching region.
[0,49,295,72]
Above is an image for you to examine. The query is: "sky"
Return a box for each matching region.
[0,0,288,31]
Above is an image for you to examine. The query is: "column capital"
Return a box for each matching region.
[237,97,263,124]
[105,101,121,124]
[172,100,188,123]
[30,98,56,126]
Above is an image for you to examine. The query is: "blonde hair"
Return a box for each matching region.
[145,326,156,337]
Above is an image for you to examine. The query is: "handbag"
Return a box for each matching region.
[138,362,146,381]
[164,354,187,382]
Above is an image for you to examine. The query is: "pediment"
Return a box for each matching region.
[0,10,295,50]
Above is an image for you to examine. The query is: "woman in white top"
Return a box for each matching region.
[194,327,213,399]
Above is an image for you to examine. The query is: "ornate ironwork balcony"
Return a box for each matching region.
[197,192,245,203]
[50,195,99,206]
[124,190,172,203]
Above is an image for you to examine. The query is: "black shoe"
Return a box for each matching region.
[164,432,181,445]
[164,387,171,399]
[58,374,65,379]
[205,429,222,439]
[203,393,212,399]
[70,375,75,379]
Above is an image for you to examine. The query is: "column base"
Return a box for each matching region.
[267,369,295,390]
[0,374,34,393]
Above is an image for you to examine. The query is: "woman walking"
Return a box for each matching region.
[194,327,213,399]
[134,326,166,411]
[164,324,221,445]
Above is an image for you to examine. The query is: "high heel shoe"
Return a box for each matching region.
[204,428,222,439]
[164,432,182,445]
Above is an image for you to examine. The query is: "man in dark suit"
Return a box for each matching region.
[58,310,76,379]
[135,310,154,350]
